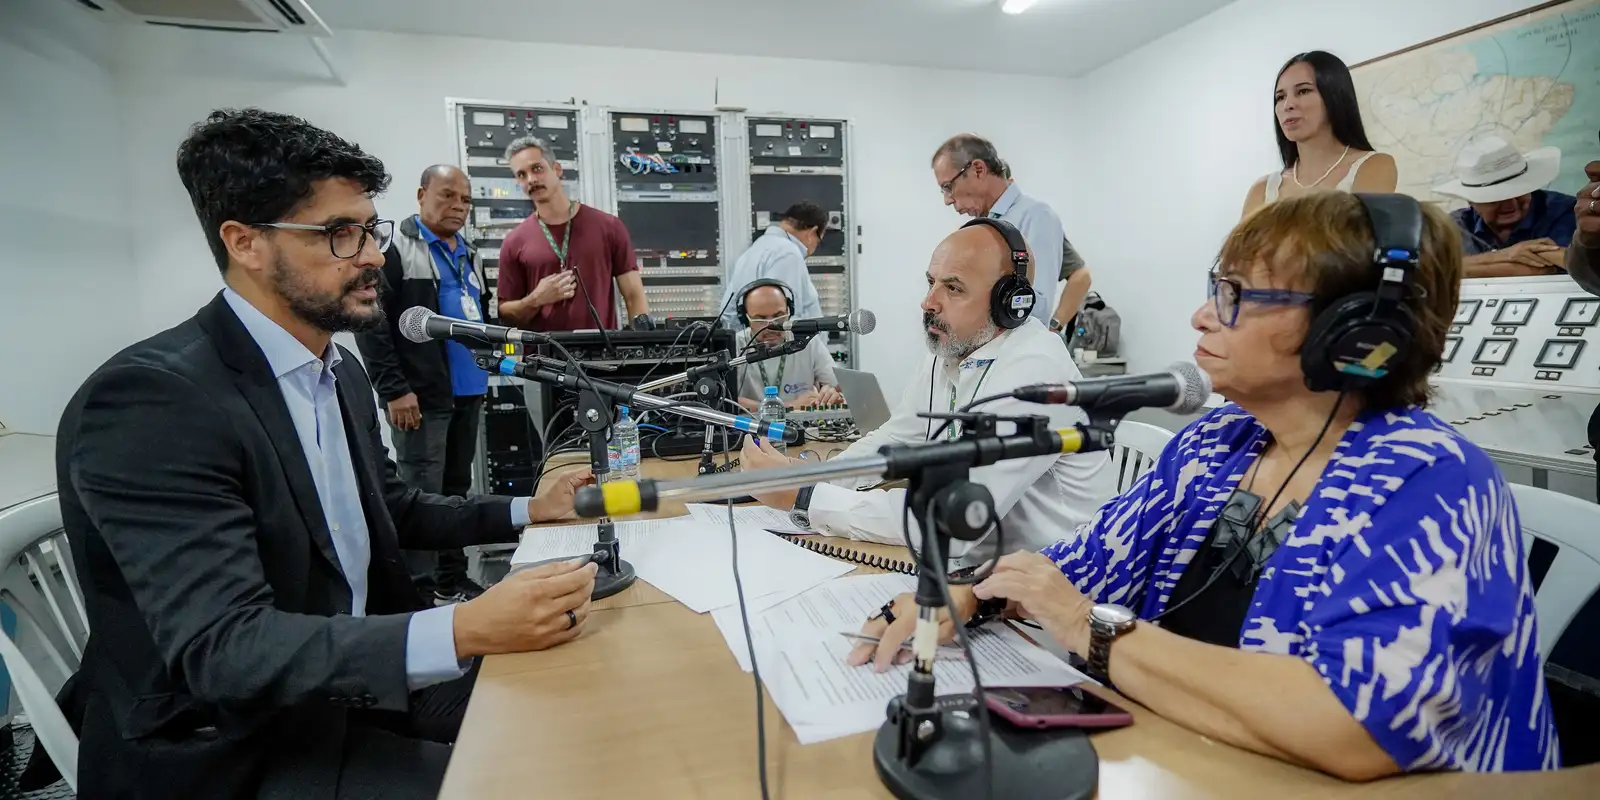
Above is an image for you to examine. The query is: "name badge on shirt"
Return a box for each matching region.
[958,358,995,370]
[460,293,482,321]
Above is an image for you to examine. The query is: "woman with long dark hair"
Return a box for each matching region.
[1241,51,1397,218]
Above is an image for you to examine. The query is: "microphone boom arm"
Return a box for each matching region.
[635,333,818,394]
[575,414,1109,518]
[476,354,797,444]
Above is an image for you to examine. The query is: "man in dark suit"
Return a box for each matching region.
[55,108,597,799]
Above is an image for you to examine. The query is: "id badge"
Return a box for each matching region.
[460,292,482,321]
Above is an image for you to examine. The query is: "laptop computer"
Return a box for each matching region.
[833,368,893,435]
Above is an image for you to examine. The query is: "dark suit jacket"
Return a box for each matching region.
[54,292,519,799]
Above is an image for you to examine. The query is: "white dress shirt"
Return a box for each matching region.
[808,318,1111,565]
[988,183,1065,325]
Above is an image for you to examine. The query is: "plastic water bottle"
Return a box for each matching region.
[606,419,624,482]
[616,405,641,479]
[758,386,788,456]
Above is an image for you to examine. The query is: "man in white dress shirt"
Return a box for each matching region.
[931,134,1067,325]
[739,223,1111,566]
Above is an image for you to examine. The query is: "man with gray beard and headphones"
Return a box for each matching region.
[736,219,1112,567]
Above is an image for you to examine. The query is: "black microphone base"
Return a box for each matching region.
[513,556,637,600]
[871,702,1097,800]
[591,558,636,600]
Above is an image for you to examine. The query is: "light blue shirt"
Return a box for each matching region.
[223,289,531,691]
[720,226,823,327]
[987,182,1065,324]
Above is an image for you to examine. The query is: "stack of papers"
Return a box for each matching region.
[686,503,812,534]
[513,515,852,613]
[712,574,1092,744]
[510,518,679,564]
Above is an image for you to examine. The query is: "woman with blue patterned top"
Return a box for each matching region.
[849,192,1559,778]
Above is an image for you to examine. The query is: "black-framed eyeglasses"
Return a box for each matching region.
[252,219,395,259]
[1208,272,1314,327]
[939,161,974,196]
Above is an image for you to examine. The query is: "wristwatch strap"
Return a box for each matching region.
[1087,620,1115,685]
[788,485,817,529]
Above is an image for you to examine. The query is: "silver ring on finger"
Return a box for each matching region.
[1590,199,1597,213]
[565,609,577,630]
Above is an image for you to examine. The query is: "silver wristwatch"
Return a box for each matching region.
[1086,603,1137,686]
[788,485,816,530]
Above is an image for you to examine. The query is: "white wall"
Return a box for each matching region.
[0,0,136,435]
[109,26,1080,402]
[1067,0,1546,375]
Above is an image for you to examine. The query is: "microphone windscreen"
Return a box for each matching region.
[574,486,607,518]
[399,307,435,344]
[1166,362,1213,414]
[850,308,877,335]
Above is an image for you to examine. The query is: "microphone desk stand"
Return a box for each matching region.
[874,411,1111,800]
[477,353,636,600]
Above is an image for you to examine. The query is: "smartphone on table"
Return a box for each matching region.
[983,685,1134,730]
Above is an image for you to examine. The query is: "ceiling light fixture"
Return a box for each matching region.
[1001,0,1039,14]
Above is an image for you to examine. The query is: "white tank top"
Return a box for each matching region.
[1263,151,1378,202]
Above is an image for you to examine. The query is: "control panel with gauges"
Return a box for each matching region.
[1436,278,1600,389]
[608,110,724,318]
[1432,276,1600,490]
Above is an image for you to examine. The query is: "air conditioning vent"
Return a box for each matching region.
[71,0,331,37]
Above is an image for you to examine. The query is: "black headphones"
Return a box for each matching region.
[959,217,1035,330]
[1299,193,1423,393]
[735,278,795,327]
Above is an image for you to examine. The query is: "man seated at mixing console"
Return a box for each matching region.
[737,220,1112,566]
[731,278,843,412]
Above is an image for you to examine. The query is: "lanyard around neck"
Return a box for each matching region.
[536,201,577,270]
[756,355,787,394]
[945,359,997,441]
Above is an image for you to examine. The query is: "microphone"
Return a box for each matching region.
[1013,362,1212,414]
[484,356,801,445]
[765,309,877,336]
[575,421,1099,518]
[399,307,543,346]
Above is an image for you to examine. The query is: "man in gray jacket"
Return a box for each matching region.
[356,165,489,604]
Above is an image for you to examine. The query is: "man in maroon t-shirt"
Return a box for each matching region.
[496,136,648,330]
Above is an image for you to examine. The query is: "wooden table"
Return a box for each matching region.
[442,457,1600,798]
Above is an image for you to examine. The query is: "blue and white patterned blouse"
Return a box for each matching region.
[1043,404,1559,772]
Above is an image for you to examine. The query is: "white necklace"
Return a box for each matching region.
[1292,145,1350,189]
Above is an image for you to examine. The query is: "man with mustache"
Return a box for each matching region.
[739,222,1112,565]
[495,136,649,330]
[54,109,599,798]
[356,164,492,605]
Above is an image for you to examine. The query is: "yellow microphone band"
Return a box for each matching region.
[1057,428,1085,454]
[601,481,643,516]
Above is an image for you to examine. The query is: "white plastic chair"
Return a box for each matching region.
[0,493,84,791]
[1108,420,1176,494]
[1509,483,1600,658]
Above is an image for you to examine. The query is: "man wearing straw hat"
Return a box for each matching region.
[1434,136,1576,278]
